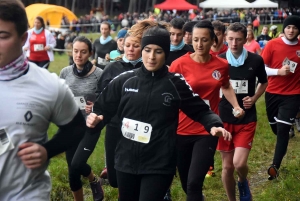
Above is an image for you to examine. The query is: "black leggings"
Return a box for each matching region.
[28,59,50,69]
[105,125,122,188]
[116,171,173,201]
[66,128,102,191]
[176,134,218,201]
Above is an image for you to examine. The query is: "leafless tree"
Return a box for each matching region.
[71,0,76,12]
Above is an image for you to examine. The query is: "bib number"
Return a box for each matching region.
[283,57,298,73]
[230,80,248,94]
[33,44,44,51]
[0,128,15,156]
[97,57,109,65]
[121,118,152,144]
[74,96,86,110]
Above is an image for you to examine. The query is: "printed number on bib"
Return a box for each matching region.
[121,118,152,144]
[97,57,109,65]
[283,57,298,73]
[230,80,248,94]
[33,44,44,51]
[0,128,15,156]
[74,96,86,110]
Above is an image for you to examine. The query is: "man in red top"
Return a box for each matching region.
[210,20,228,56]
[261,15,300,180]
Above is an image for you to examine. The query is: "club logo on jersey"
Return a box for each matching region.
[24,111,33,122]
[162,93,174,106]
[296,50,300,57]
[212,70,221,80]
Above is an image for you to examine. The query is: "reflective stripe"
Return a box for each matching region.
[274,117,293,125]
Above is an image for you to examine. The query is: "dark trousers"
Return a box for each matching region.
[28,59,50,69]
[116,171,173,201]
[176,134,218,201]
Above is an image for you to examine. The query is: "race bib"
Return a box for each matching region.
[74,96,86,110]
[121,118,152,144]
[230,80,248,94]
[33,44,44,51]
[282,57,298,73]
[0,128,15,156]
[97,57,109,65]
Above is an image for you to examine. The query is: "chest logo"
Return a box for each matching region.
[296,50,300,58]
[162,93,174,106]
[212,70,221,80]
[24,111,33,122]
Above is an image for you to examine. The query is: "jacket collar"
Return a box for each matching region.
[137,64,168,78]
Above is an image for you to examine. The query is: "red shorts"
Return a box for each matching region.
[217,122,256,152]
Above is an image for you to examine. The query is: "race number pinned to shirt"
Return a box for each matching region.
[97,57,109,66]
[74,96,86,110]
[282,57,298,73]
[33,44,44,51]
[230,80,248,94]
[0,128,15,156]
[121,118,152,144]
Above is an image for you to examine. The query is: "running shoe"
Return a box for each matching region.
[100,167,107,179]
[90,176,104,201]
[295,118,300,132]
[289,126,295,139]
[163,189,172,201]
[267,164,279,180]
[205,166,215,178]
[237,179,252,201]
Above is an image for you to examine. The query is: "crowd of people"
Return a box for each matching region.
[1,0,300,201]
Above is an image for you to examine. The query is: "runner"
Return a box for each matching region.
[261,15,300,180]
[183,21,198,48]
[218,22,268,201]
[256,25,272,49]
[210,20,228,56]
[91,21,117,69]
[169,20,244,201]
[59,36,104,201]
[23,16,56,69]
[97,28,143,188]
[244,29,261,55]
[166,18,194,66]
[0,1,86,200]
[109,28,128,61]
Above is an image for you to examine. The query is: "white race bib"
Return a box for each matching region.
[33,44,44,51]
[0,128,15,156]
[97,57,109,65]
[74,96,86,110]
[121,118,152,144]
[230,80,248,94]
[283,57,298,73]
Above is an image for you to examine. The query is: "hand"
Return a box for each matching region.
[278,65,290,76]
[210,127,232,141]
[233,106,245,118]
[44,46,51,51]
[85,101,94,115]
[17,142,48,169]
[86,113,103,128]
[23,47,28,51]
[105,53,110,61]
[91,59,96,65]
[242,96,256,109]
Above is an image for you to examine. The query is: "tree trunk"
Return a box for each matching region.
[71,0,76,13]
[91,0,95,8]
[138,0,142,13]
[45,0,49,4]
[103,0,106,14]
[128,0,133,13]
[97,0,101,8]
[146,0,150,12]
[152,0,157,9]
[64,0,68,8]
[110,0,114,17]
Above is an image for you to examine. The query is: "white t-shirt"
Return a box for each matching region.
[0,63,78,200]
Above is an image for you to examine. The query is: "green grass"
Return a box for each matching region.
[48,27,300,200]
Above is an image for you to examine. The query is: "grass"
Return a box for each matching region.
[48,26,300,201]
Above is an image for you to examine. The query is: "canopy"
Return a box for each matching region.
[251,0,278,8]
[26,4,77,28]
[154,0,198,10]
[199,0,252,8]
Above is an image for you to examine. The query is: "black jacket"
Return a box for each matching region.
[91,64,223,175]
[96,59,143,127]
[256,34,272,42]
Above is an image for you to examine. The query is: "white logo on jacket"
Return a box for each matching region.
[125,88,139,92]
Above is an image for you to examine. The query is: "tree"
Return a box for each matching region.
[71,0,76,13]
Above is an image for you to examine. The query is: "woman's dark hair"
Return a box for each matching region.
[73,36,92,52]
[101,21,111,31]
[227,22,247,39]
[35,16,45,29]
[0,0,28,36]
[193,20,218,44]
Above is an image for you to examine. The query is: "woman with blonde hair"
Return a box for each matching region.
[244,29,261,55]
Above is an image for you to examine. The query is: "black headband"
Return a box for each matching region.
[141,36,170,59]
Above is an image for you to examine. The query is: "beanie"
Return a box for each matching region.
[117,29,128,39]
[283,15,300,32]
